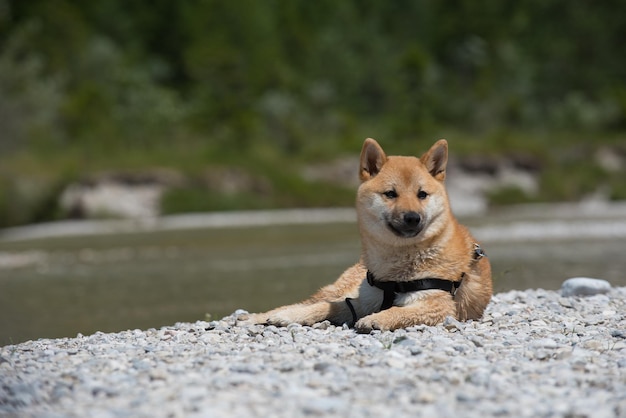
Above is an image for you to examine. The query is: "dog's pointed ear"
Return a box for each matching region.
[421,139,448,181]
[360,138,387,182]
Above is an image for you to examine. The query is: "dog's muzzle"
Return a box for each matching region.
[386,211,423,238]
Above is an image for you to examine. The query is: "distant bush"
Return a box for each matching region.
[0,23,64,155]
[2,0,625,158]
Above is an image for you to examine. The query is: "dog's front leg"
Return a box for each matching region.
[247,302,331,326]
[354,293,456,332]
[245,299,355,327]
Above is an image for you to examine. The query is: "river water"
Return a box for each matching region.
[1,204,625,345]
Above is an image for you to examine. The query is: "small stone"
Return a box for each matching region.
[561,277,611,297]
[453,344,469,353]
[386,357,406,369]
[443,316,464,332]
[312,321,331,330]
[149,369,168,381]
[287,323,302,331]
[313,362,333,372]
[409,346,423,356]
[532,338,558,349]
[456,392,475,403]
[199,333,222,344]
[277,362,297,372]
[301,397,346,415]
[469,336,484,347]
[393,336,416,348]
[581,340,605,351]
[415,392,436,404]
[230,363,262,374]
[611,330,626,339]
[468,370,490,386]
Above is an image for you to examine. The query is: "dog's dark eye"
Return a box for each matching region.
[383,190,398,199]
[417,190,429,200]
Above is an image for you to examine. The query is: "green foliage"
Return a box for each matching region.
[540,160,608,202]
[0,22,65,155]
[3,0,625,155]
[487,186,536,207]
[161,164,355,216]
[0,175,66,227]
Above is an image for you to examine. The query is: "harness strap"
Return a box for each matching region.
[345,297,358,326]
[367,271,464,311]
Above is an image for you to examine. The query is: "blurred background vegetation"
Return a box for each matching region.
[1,0,625,228]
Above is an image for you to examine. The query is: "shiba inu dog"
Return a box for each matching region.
[245,139,492,332]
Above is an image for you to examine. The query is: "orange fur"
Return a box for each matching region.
[246,139,492,332]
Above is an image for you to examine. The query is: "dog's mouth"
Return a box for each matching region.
[386,222,422,238]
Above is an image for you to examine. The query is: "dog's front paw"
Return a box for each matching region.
[237,310,303,326]
[266,309,316,327]
[355,315,391,333]
[236,312,269,325]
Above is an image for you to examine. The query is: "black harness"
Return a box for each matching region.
[367,271,464,311]
[345,243,486,325]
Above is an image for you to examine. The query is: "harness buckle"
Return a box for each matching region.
[473,243,486,260]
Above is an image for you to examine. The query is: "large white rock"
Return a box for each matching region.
[60,182,164,219]
[560,277,611,297]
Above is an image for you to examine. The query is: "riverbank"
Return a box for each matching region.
[2,286,625,418]
[2,201,626,244]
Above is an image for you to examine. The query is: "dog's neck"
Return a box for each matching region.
[361,224,456,282]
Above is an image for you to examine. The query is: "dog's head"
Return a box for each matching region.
[356,138,451,245]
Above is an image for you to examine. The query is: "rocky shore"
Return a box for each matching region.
[1,284,626,418]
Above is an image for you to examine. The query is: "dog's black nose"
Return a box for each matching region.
[403,211,421,227]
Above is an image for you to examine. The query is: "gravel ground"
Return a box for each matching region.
[1,286,626,418]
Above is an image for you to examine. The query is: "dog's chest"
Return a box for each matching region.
[394,289,443,306]
[382,249,443,281]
